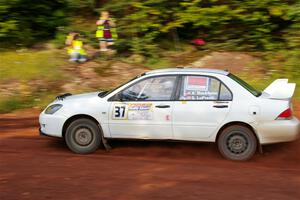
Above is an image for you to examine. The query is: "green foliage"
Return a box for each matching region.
[0,0,69,47]
[103,0,183,56]
[102,0,299,55]
[1,0,299,55]
[67,0,96,10]
[258,1,300,80]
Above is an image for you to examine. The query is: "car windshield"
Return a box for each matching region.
[228,73,261,97]
[98,74,145,98]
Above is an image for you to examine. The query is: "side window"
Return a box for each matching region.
[179,76,232,101]
[120,76,176,101]
[219,84,232,100]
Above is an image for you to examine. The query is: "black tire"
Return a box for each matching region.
[217,125,257,161]
[65,118,102,154]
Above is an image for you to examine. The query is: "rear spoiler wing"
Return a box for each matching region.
[263,79,296,100]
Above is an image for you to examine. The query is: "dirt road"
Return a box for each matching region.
[0,107,300,200]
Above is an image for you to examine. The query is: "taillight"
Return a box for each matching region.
[276,108,292,120]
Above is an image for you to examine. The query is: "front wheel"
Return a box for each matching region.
[65,118,102,154]
[217,125,257,161]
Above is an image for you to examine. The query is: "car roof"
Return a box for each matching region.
[145,68,229,76]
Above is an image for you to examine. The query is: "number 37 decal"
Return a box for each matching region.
[112,104,128,119]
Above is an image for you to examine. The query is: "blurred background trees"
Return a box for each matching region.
[0,0,68,46]
[1,0,299,51]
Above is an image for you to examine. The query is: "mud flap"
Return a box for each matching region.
[98,125,112,151]
[101,134,112,151]
[102,135,112,151]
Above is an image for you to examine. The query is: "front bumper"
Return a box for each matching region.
[39,127,45,136]
[39,127,55,137]
[257,117,300,144]
[39,111,67,138]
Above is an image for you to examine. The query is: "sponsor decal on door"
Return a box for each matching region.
[112,103,153,120]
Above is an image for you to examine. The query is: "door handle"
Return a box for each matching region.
[155,105,170,108]
[213,105,228,108]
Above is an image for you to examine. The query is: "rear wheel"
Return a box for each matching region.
[65,118,102,154]
[217,125,257,161]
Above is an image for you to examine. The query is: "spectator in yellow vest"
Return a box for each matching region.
[96,11,118,52]
[65,32,87,63]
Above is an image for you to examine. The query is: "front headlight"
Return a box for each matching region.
[45,104,63,114]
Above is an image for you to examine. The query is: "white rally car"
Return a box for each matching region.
[39,68,299,160]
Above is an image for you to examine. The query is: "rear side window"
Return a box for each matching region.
[179,76,232,101]
[219,84,232,101]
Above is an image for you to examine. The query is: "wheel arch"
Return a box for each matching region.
[62,114,102,139]
[215,121,260,144]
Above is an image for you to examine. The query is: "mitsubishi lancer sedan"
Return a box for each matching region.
[39,68,299,161]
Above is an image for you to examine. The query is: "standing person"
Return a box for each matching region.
[65,32,87,63]
[96,11,118,52]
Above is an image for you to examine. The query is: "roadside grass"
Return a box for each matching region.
[294,80,300,100]
[0,49,66,81]
[240,73,300,100]
[0,49,68,113]
[146,57,173,69]
[0,96,35,113]
[0,92,61,113]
